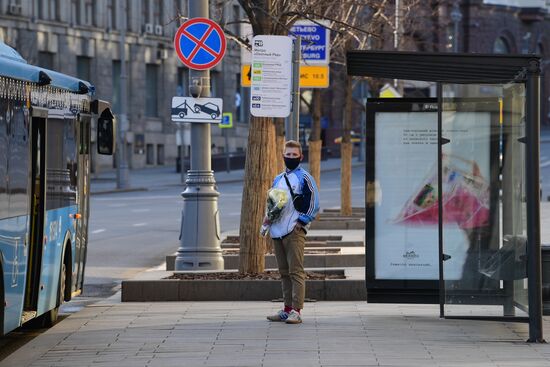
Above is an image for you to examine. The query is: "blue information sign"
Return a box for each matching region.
[290,20,330,64]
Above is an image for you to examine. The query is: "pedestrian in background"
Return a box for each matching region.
[266,140,320,324]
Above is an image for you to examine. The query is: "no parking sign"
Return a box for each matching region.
[174,18,226,70]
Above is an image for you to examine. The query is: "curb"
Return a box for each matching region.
[90,187,148,196]
[121,278,367,302]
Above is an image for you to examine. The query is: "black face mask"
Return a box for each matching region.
[284,157,301,170]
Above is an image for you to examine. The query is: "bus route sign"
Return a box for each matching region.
[174,17,226,70]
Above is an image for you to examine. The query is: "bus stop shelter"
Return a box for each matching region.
[347,51,544,342]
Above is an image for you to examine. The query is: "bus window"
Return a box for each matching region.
[8,102,30,218]
[0,101,7,219]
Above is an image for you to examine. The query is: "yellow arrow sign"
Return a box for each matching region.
[241,64,329,88]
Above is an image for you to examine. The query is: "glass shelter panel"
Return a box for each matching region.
[441,83,528,318]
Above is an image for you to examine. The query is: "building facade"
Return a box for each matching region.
[0,0,249,172]
[1,0,548,173]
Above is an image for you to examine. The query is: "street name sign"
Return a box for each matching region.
[174,18,226,70]
[290,20,330,65]
[250,35,293,118]
[171,96,223,123]
[242,64,329,88]
[220,112,233,128]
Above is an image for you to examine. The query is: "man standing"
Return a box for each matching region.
[266,140,320,324]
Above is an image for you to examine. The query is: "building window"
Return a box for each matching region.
[157,144,165,165]
[142,0,151,25]
[233,5,240,35]
[177,67,189,96]
[37,51,55,69]
[146,144,154,164]
[112,60,121,113]
[48,0,59,21]
[145,64,159,117]
[153,0,162,25]
[84,0,94,26]
[107,0,117,30]
[210,70,221,97]
[493,37,511,54]
[71,0,80,25]
[76,56,91,82]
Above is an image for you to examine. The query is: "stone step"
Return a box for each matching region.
[222,235,343,243]
[310,220,365,230]
[166,253,364,271]
[221,241,363,249]
[122,277,367,302]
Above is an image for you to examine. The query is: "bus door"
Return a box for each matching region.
[74,114,91,291]
[24,108,47,313]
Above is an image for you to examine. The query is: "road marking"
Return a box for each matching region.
[132,209,151,213]
[91,229,106,234]
[133,223,147,227]
[541,161,550,168]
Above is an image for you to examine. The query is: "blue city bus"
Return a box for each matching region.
[0,42,115,335]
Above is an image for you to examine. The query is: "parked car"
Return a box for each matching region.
[194,102,221,119]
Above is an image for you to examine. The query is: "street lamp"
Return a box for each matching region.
[450,2,463,53]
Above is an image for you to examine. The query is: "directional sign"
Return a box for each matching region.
[171,97,223,123]
[290,20,330,65]
[242,64,329,88]
[220,112,233,128]
[174,18,226,70]
[250,36,293,118]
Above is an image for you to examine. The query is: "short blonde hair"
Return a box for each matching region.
[284,140,302,155]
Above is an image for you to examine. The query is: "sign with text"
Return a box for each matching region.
[250,35,293,118]
[171,97,223,123]
[290,20,330,65]
[242,64,328,88]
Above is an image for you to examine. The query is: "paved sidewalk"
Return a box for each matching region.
[2,301,550,367]
[90,157,363,194]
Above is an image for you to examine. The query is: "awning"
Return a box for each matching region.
[346,51,541,83]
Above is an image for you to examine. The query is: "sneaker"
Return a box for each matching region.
[267,309,289,322]
[285,310,302,324]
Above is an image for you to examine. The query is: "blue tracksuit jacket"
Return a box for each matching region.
[269,165,320,239]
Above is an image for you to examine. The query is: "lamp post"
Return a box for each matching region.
[116,0,130,189]
[174,0,224,271]
[450,2,463,53]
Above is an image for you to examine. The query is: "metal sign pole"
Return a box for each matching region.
[526,69,544,342]
[174,0,223,271]
[286,35,301,141]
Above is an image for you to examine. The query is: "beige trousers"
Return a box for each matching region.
[273,227,306,310]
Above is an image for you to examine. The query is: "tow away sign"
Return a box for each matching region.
[171,97,223,123]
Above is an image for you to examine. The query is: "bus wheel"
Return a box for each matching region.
[41,261,66,327]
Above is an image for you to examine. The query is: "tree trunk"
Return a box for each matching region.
[308,89,322,190]
[341,74,353,216]
[239,116,277,273]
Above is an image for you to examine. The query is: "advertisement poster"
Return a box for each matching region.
[374,111,491,281]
